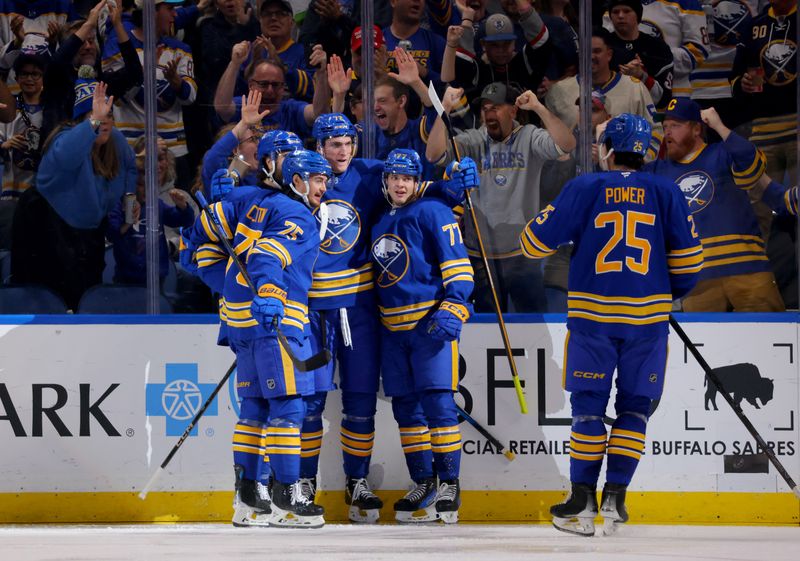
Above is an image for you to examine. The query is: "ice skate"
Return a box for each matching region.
[435,479,460,524]
[231,466,271,527]
[550,483,598,537]
[394,478,438,523]
[345,477,383,523]
[299,476,318,503]
[270,479,325,529]
[600,483,629,536]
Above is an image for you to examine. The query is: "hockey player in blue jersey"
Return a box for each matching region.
[299,113,477,523]
[371,148,477,524]
[185,148,332,529]
[520,114,703,536]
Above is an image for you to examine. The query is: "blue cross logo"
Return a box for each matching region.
[146,363,218,436]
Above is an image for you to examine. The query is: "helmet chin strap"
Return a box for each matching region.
[598,145,614,172]
[262,158,280,188]
[291,177,312,208]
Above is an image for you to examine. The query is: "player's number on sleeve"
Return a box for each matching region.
[279,221,304,241]
[441,223,463,246]
[594,210,656,275]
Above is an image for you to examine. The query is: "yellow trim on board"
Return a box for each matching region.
[0,491,797,525]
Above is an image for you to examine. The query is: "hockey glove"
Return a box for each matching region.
[211,169,235,202]
[444,157,478,204]
[177,230,198,276]
[426,300,471,342]
[251,283,287,333]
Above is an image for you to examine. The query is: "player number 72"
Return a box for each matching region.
[594,210,656,275]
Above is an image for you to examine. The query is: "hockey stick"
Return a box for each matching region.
[457,404,515,461]
[429,82,528,414]
[194,191,331,372]
[139,359,237,500]
[669,316,800,499]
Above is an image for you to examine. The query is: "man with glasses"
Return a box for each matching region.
[425,82,574,313]
[214,37,332,138]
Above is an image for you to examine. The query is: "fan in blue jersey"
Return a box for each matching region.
[184,149,331,528]
[520,113,703,536]
[371,148,477,524]
[298,113,477,523]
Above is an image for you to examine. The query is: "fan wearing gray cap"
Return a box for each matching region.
[441,0,550,103]
[426,82,575,313]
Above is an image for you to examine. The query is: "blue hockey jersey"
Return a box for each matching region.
[644,133,767,281]
[520,170,703,337]
[309,159,463,310]
[185,187,320,341]
[371,198,474,331]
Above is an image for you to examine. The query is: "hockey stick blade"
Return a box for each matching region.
[138,466,164,500]
[457,404,515,461]
[194,192,330,373]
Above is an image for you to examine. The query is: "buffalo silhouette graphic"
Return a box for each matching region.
[705,363,774,411]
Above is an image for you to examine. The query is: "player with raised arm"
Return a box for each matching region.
[520,114,703,536]
[371,148,477,524]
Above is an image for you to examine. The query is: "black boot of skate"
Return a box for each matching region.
[345,477,383,524]
[232,465,271,527]
[550,482,598,537]
[270,479,325,529]
[394,477,438,523]
[600,483,629,536]
[435,479,461,524]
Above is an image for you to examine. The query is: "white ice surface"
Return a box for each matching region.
[1,524,798,561]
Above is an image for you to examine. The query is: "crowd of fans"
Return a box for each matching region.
[0,0,795,313]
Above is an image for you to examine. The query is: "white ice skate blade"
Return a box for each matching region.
[395,507,439,524]
[601,516,625,536]
[348,505,380,524]
[437,510,459,524]
[552,516,596,537]
[231,506,270,528]
[269,505,325,529]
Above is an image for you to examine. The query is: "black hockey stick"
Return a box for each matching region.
[428,82,527,414]
[457,404,515,461]
[194,191,330,372]
[670,316,800,499]
[139,360,237,499]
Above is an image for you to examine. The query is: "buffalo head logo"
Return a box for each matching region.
[316,200,361,255]
[705,363,774,411]
[372,234,408,287]
[676,171,714,213]
[713,0,752,46]
[761,40,797,86]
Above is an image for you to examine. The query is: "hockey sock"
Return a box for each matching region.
[606,393,651,486]
[232,397,270,481]
[266,396,305,484]
[569,391,610,486]
[421,390,462,481]
[300,392,327,478]
[341,391,377,479]
[392,393,434,481]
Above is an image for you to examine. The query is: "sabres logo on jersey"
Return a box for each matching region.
[316,200,361,254]
[677,171,715,213]
[713,0,752,46]
[761,39,797,87]
[639,20,664,41]
[136,77,177,112]
[372,234,409,288]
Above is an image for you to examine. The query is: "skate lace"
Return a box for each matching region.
[299,477,316,499]
[291,481,313,506]
[351,478,378,500]
[256,481,270,502]
[437,482,457,502]
[403,481,432,503]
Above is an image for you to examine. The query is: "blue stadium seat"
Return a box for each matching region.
[0,285,69,314]
[77,284,173,314]
[0,250,11,284]
[102,245,116,284]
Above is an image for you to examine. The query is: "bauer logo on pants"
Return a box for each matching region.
[145,363,219,437]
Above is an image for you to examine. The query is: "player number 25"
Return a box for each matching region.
[594,210,656,275]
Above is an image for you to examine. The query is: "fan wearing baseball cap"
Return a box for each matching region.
[441,0,550,103]
[644,98,783,312]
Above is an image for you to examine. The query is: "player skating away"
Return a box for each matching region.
[370,148,478,524]
[184,148,332,528]
[298,113,476,523]
[520,114,703,536]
